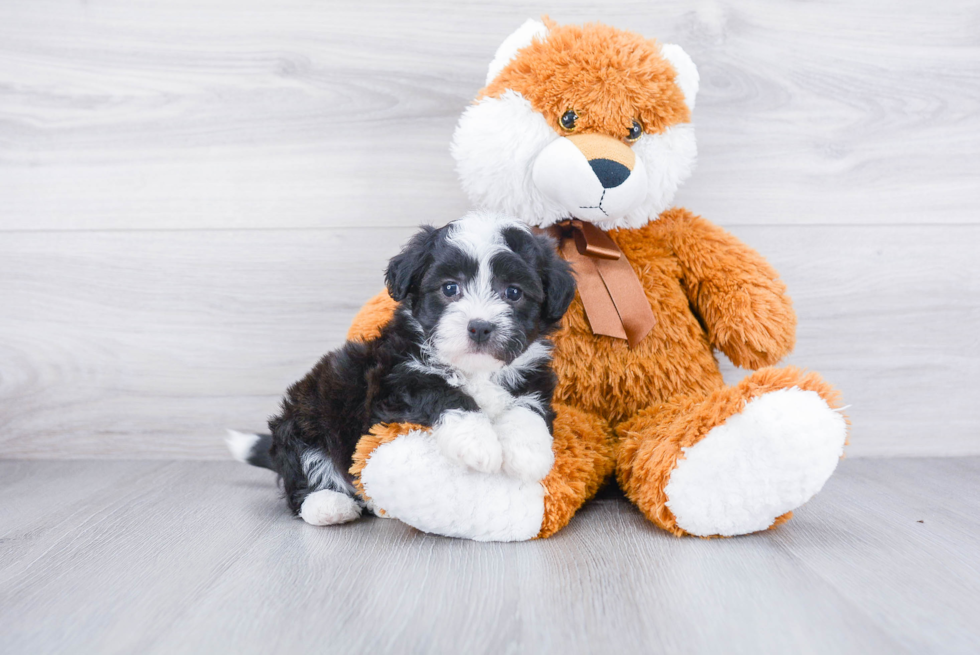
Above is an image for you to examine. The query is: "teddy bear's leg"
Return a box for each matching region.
[616,367,848,537]
[537,403,616,538]
[350,404,615,541]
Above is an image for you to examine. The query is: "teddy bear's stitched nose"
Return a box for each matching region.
[589,158,631,189]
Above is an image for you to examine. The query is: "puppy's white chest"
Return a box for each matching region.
[461,376,512,419]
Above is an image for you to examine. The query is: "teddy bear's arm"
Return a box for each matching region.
[661,209,797,369]
[346,290,398,342]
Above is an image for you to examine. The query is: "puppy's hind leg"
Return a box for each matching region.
[269,416,363,526]
[295,448,362,526]
[300,489,362,526]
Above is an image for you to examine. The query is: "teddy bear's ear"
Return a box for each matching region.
[485,19,550,86]
[659,44,700,112]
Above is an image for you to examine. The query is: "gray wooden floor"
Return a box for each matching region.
[1,458,978,654]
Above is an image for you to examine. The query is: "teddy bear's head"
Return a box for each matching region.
[451,18,699,231]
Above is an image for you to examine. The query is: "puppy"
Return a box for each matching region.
[227,211,576,526]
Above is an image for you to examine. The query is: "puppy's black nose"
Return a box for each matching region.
[467,319,495,344]
[589,158,631,189]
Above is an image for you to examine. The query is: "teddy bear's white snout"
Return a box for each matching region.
[531,136,648,226]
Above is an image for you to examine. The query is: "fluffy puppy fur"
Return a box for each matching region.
[228,212,576,526]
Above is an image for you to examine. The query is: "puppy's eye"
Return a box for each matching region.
[559,109,578,131]
[442,282,459,298]
[627,119,642,142]
[504,286,523,302]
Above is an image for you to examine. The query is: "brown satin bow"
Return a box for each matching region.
[541,220,656,348]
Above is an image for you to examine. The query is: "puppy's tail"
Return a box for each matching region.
[225,429,275,471]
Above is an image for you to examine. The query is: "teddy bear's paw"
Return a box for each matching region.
[495,405,555,483]
[360,429,546,542]
[299,489,362,526]
[664,387,847,537]
[433,410,503,474]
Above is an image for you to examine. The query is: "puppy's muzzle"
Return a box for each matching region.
[467,319,495,344]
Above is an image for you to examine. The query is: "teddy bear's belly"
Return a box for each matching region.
[551,282,724,427]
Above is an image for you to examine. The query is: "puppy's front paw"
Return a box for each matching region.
[434,411,503,474]
[495,406,554,483]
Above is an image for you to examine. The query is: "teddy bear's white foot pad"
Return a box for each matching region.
[664,387,846,537]
[300,489,362,526]
[361,429,545,542]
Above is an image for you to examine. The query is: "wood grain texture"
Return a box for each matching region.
[0,458,978,654]
[0,0,978,458]
[0,0,977,230]
[1,224,978,458]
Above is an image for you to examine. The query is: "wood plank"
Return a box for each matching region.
[0,461,169,580]
[723,223,980,457]
[2,459,978,654]
[771,457,980,653]
[0,224,977,459]
[0,462,284,654]
[1,0,977,230]
[0,227,414,458]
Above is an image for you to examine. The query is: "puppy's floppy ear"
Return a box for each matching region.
[534,233,577,324]
[385,225,439,302]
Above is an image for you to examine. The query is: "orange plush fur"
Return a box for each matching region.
[482,20,690,138]
[536,403,616,538]
[343,205,827,536]
[346,20,846,539]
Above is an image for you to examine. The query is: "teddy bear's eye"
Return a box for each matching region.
[559,110,578,131]
[627,119,643,142]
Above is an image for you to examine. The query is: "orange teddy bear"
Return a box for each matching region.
[346,18,848,541]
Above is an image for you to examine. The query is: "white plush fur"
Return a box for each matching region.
[224,429,260,463]
[451,92,698,230]
[361,429,546,542]
[485,19,549,86]
[531,136,649,225]
[452,91,565,226]
[494,405,554,483]
[615,124,698,230]
[664,388,848,537]
[659,44,700,111]
[299,489,362,526]
[432,409,503,475]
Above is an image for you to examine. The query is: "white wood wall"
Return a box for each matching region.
[1,0,977,458]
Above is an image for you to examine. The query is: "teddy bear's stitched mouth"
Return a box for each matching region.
[578,189,609,216]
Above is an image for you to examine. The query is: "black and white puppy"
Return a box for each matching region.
[227,212,576,526]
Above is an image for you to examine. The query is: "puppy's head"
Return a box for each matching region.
[385,211,576,374]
